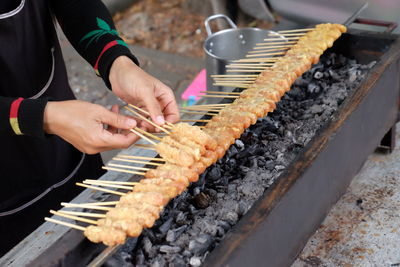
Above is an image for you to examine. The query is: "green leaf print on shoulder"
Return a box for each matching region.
[80,17,120,49]
[97,17,111,31]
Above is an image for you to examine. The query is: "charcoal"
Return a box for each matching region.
[159,245,181,254]
[169,255,186,267]
[158,217,173,234]
[189,256,202,266]
[105,53,371,267]
[189,234,213,255]
[166,225,187,243]
[206,166,221,181]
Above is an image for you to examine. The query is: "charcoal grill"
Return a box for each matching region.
[1,28,400,267]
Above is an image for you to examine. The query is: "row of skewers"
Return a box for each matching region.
[46,23,347,246]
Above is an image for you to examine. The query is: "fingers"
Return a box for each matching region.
[108,105,120,134]
[99,130,140,150]
[100,107,137,130]
[157,83,180,123]
[142,91,165,126]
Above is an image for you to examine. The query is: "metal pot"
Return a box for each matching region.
[203,14,283,91]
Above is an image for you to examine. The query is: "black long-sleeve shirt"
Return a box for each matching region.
[0,0,138,138]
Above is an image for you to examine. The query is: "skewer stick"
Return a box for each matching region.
[226,63,272,67]
[50,210,98,225]
[277,28,314,33]
[226,70,264,73]
[134,127,162,141]
[112,157,162,166]
[76,182,127,196]
[181,111,218,116]
[128,104,174,131]
[84,180,139,186]
[247,47,289,53]
[246,51,286,57]
[199,91,240,95]
[133,144,157,150]
[181,106,224,111]
[125,106,170,134]
[64,201,118,206]
[83,179,134,190]
[256,41,296,46]
[130,128,157,146]
[200,94,239,98]
[211,74,258,77]
[226,65,271,69]
[254,44,293,50]
[181,119,210,123]
[263,37,299,41]
[246,53,287,58]
[102,166,146,175]
[45,217,86,231]
[213,84,249,89]
[117,155,165,161]
[108,163,150,171]
[270,33,306,36]
[58,210,106,218]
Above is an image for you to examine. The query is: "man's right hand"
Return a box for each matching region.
[43,100,139,154]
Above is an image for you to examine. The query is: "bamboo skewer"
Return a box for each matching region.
[67,201,118,206]
[45,217,86,231]
[200,95,240,98]
[255,41,297,46]
[134,127,162,141]
[226,71,264,74]
[270,33,306,36]
[253,45,293,50]
[199,91,240,95]
[76,182,127,196]
[103,166,146,175]
[263,37,300,41]
[247,47,290,53]
[210,74,258,77]
[84,180,139,186]
[128,104,174,131]
[245,51,286,57]
[181,119,210,123]
[108,163,151,171]
[181,111,219,116]
[50,210,98,225]
[226,64,273,68]
[83,179,135,190]
[117,155,165,161]
[130,128,157,146]
[226,65,271,69]
[112,157,163,166]
[125,106,170,134]
[277,28,314,33]
[181,108,222,112]
[57,210,106,218]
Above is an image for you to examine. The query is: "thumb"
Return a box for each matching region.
[100,108,137,130]
[142,93,164,125]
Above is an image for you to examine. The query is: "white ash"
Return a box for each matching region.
[103,54,374,267]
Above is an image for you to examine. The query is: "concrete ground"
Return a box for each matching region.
[292,124,400,267]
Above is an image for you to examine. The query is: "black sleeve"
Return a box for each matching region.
[51,0,139,89]
[0,97,48,138]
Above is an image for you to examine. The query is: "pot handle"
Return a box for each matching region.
[204,14,237,36]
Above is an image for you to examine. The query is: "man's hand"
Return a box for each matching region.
[109,56,180,130]
[43,100,139,154]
